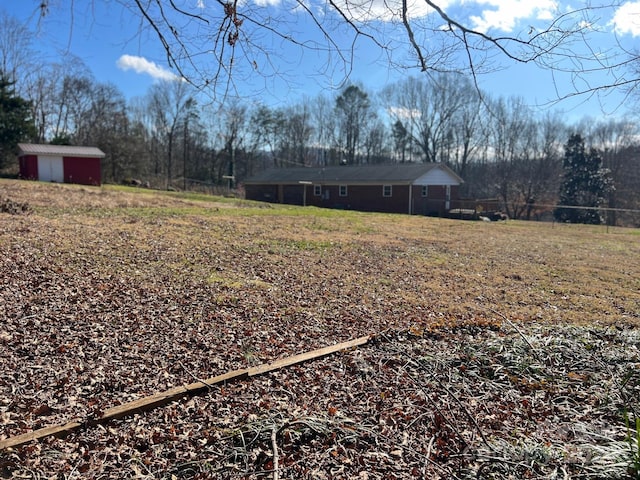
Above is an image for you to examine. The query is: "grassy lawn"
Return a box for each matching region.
[1,179,639,479]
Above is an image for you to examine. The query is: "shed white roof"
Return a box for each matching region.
[18,143,105,158]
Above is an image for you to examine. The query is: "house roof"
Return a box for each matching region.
[244,163,463,185]
[18,143,106,158]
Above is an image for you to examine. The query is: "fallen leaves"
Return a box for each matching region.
[0,180,639,478]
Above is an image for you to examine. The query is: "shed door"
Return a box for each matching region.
[38,156,64,182]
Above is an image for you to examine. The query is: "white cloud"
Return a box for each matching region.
[468,0,558,33]
[387,106,421,120]
[297,0,554,29]
[611,1,640,36]
[315,0,452,23]
[116,54,179,81]
[254,0,282,7]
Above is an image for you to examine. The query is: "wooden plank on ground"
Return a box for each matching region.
[248,335,370,376]
[99,368,250,423]
[0,421,84,450]
[0,335,372,450]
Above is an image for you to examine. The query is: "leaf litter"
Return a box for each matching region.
[1,180,639,479]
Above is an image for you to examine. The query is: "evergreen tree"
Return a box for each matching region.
[554,133,613,224]
[392,120,409,163]
[0,74,35,169]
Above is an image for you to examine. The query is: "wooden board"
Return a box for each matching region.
[0,335,371,450]
[247,335,370,376]
[0,420,84,450]
[99,368,250,423]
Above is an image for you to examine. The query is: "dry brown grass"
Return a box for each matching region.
[8,178,637,329]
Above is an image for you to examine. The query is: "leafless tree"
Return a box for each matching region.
[384,74,470,163]
[73,82,136,182]
[284,103,314,167]
[22,64,60,142]
[580,117,640,224]
[512,112,566,220]
[362,118,387,164]
[19,58,95,143]
[217,103,248,188]
[0,12,35,86]
[49,67,95,141]
[146,79,195,188]
[335,84,372,165]
[250,105,286,168]
[448,82,485,179]
[310,93,337,166]
[485,95,533,218]
[0,11,68,142]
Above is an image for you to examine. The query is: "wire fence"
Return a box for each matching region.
[129,177,640,228]
[457,198,640,228]
[128,175,241,197]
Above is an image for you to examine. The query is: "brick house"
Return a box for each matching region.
[244,163,463,216]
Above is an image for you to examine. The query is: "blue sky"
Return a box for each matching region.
[4,0,640,119]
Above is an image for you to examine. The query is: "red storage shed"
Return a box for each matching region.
[18,143,104,186]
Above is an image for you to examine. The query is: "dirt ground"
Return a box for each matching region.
[1,180,639,479]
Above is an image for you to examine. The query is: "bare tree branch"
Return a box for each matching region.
[402,0,427,72]
[37,1,640,106]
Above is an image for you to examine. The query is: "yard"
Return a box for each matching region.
[1,179,639,479]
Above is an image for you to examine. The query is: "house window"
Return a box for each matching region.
[421,185,428,197]
[339,185,348,197]
[314,185,322,196]
[383,185,392,197]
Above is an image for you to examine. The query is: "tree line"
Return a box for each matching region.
[1,13,639,226]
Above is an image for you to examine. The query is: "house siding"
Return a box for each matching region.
[247,183,459,215]
[317,185,411,213]
[414,169,461,186]
[244,164,463,216]
[412,185,460,216]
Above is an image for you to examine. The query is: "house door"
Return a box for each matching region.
[445,185,451,210]
[38,156,64,182]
